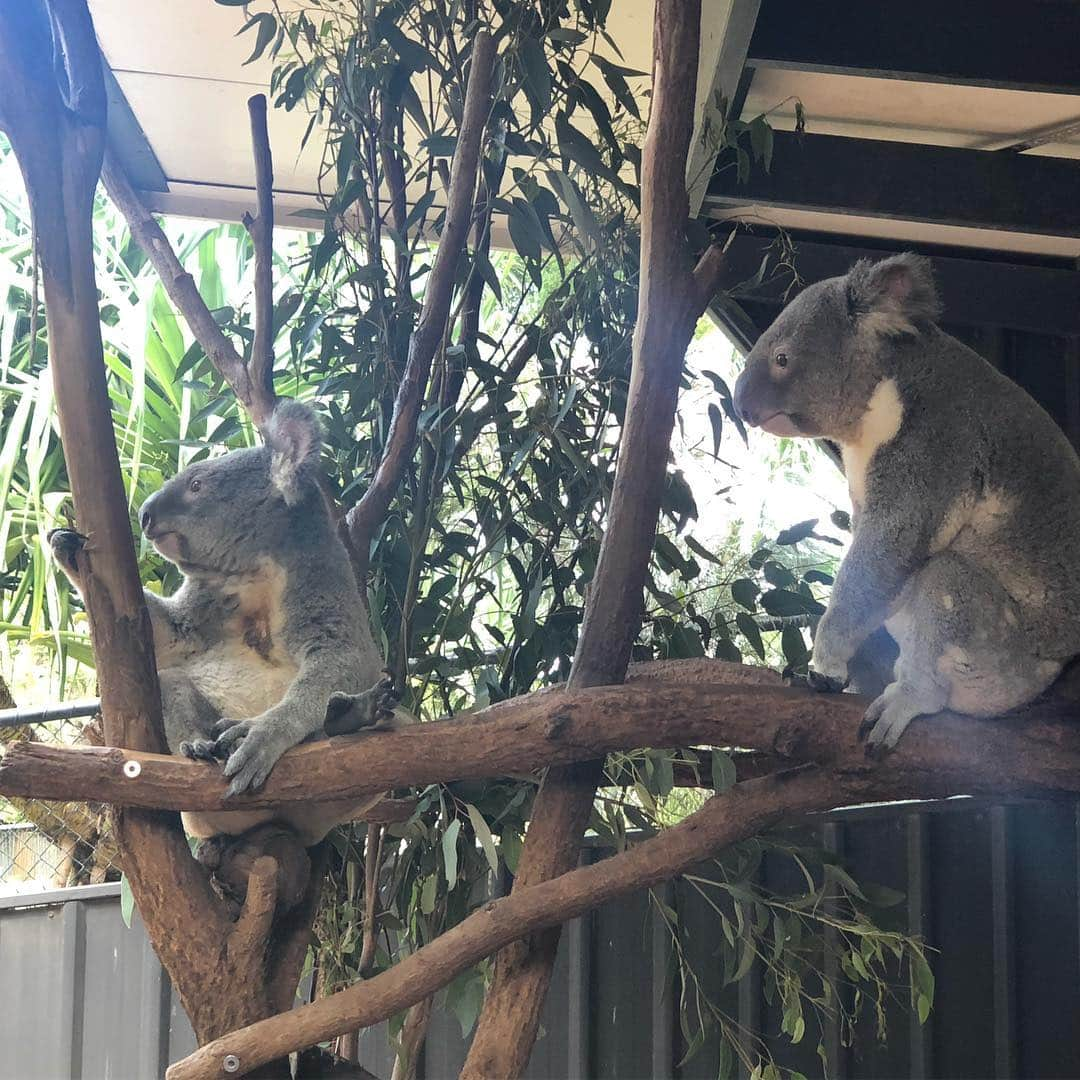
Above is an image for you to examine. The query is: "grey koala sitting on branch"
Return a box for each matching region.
[50,399,398,845]
[733,252,1080,754]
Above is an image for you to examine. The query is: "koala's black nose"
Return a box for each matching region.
[139,494,158,534]
[731,370,757,426]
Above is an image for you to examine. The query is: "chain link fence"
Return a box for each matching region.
[0,699,121,896]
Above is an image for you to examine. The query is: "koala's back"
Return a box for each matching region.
[891,329,1080,652]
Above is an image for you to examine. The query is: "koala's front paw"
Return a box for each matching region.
[48,528,87,582]
[324,670,401,737]
[220,723,287,797]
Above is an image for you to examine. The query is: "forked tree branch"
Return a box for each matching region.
[344,31,494,576]
[165,692,1080,1080]
[165,768,837,1079]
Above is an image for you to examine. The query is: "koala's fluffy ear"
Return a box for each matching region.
[265,400,323,505]
[845,253,942,335]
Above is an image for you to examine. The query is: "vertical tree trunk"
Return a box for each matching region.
[460,3,723,1075]
[0,3,319,1066]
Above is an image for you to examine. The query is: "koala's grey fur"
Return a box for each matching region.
[733,253,1080,753]
[51,400,394,843]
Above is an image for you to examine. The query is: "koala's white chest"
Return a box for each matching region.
[184,561,298,718]
[840,378,904,511]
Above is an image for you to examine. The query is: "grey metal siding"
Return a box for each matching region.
[3,798,1080,1079]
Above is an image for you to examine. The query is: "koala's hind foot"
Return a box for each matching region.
[859,680,945,758]
[200,825,311,919]
[324,670,401,737]
[48,528,87,585]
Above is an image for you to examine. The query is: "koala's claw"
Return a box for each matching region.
[180,738,223,763]
[783,667,848,694]
[375,671,402,722]
[859,690,920,757]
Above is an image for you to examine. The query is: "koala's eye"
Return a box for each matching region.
[773,352,789,369]
[189,478,202,493]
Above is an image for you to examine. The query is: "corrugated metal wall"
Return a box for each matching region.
[0,883,197,1079]
[3,797,1079,1080]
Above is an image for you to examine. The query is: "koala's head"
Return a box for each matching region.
[138,400,324,577]
[732,253,940,441]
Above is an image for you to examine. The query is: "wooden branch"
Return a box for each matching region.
[162,665,1080,1077]
[242,94,278,427]
[163,758,956,1079]
[692,239,730,311]
[100,150,257,415]
[0,0,240,1043]
[463,4,715,1073]
[6,659,1080,812]
[229,856,280,963]
[345,31,494,574]
[102,95,280,430]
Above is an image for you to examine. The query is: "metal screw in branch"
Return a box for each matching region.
[123,759,142,779]
[222,1054,241,1073]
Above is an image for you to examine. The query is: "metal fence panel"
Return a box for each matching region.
[0,886,195,1080]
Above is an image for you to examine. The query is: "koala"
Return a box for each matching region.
[733,253,1080,754]
[50,400,398,844]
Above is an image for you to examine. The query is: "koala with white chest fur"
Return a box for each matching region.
[733,253,1080,753]
[51,400,396,844]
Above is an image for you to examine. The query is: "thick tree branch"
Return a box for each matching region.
[345,32,494,576]
[463,4,722,1072]
[166,728,1054,1080]
[6,661,1080,813]
[242,93,278,427]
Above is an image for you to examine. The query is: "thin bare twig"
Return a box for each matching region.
[102,95,281,430]
[242,93,278,427]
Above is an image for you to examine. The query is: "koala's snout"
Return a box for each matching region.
[139,493,161,538]
[732,367,760,426]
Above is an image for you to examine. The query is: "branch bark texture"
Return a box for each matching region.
[6,661,1080,812]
